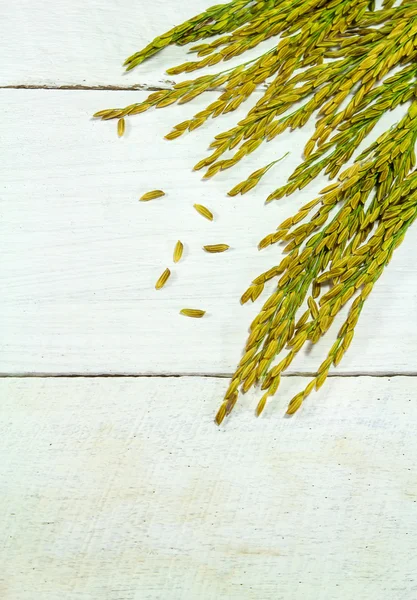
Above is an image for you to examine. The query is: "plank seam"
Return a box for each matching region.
[0,372,414,379]
[0,83,266,92]
[0,83,176,91]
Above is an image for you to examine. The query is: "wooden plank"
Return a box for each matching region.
[1,376,416,599]
[1,89,416,375]
[1,0,277,88]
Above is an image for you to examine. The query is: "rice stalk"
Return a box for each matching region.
[94,0,417,423]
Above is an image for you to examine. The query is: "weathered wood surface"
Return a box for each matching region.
[1,376,416,599]
[1,90,415,375]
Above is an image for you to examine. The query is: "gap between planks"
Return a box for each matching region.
[1,372,416,379]
[0,83,266,92]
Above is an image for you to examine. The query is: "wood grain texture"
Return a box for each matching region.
[1,376,417,600]
[3,3,417,598]
[1,89,416,375]
[1,0,277,89]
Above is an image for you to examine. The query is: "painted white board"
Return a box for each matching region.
[1,90,416,375]
[1,0,279,89]
[1,376,416,599]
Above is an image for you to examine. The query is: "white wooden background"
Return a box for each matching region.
[1,2,417,599]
